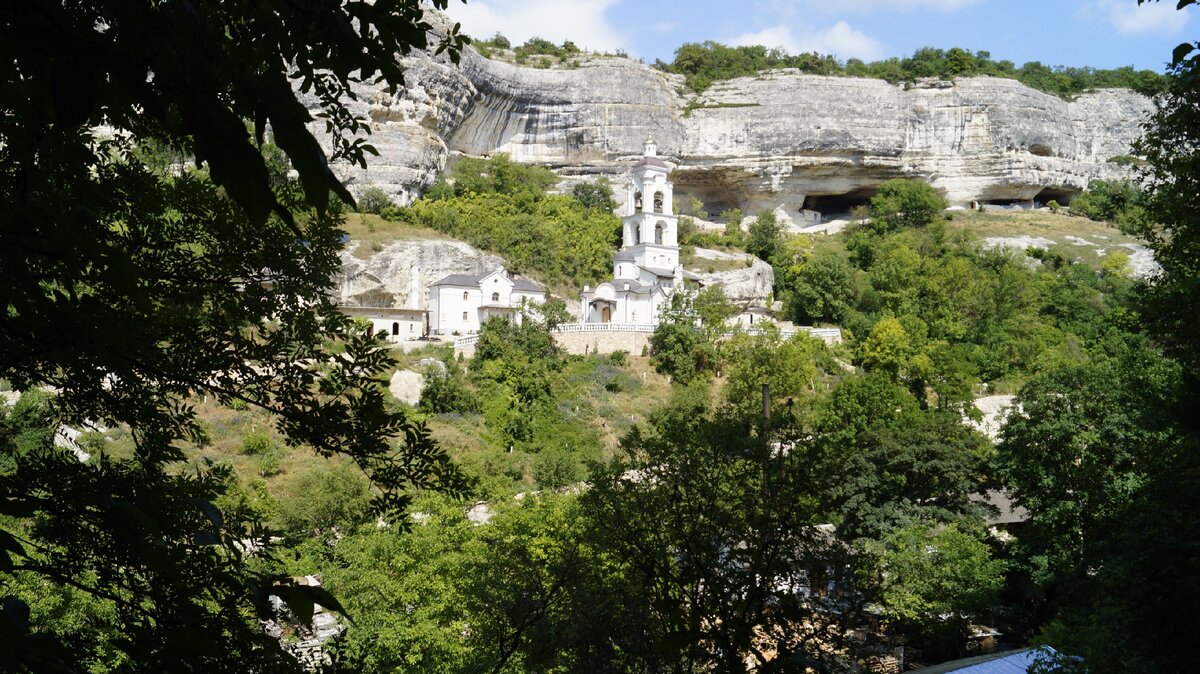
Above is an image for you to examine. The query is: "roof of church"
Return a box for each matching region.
[639,265,679,278]
[511,276,544,292]
[634,156,669,170]
[431,273,484,287]
[614,250,636,261]
[430,272,544,292]
[604,279,655,293]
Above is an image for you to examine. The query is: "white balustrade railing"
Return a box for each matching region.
[454,323,842,350]
[550,322,656,334]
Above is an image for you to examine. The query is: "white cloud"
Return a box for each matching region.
[444,0,627,53]
[802,0,982,12]
[730,22,885,61]
[1095,0,1189,37]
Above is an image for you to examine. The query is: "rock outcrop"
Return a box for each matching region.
[313,18,1151,213]
[687,248,775,304]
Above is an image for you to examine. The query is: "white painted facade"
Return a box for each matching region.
[340,306,427,341]
[428,268,546,336]
[581,138,694,325]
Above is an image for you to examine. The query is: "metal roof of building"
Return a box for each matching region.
[912,647,1062,674]
[431,271,544,292]
[639,265,678,278]
[511,276,544,292]
[634,156,669,170]
[431,273,485,287]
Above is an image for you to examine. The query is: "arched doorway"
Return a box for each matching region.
[601,305,612,323]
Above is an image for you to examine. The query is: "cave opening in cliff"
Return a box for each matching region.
[802,187,877,217]
[1034,187,1080,206]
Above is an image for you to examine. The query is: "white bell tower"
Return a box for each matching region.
[617,137,679,278]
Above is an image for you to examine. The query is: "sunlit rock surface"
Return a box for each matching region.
[310,31,1150,215]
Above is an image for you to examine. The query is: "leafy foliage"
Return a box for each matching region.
[0,1,470,669]
[648,287,734,384]
[394,155,620,290]
[866,523,1006,651]
[570,180,617,213]
[583,386,866,672]
[869,179,948,234]
[356,186,395,215]
[657,42,1166,97]
[746,209,784,261]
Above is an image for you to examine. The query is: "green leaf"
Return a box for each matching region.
[299,585,352,622]
[274,586,315,625]
[1173,42,1196,66]
[188,497,224,530]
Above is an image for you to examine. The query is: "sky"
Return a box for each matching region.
[443,0,1192,72]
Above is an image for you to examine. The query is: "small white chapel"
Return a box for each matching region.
[580,138,698,324]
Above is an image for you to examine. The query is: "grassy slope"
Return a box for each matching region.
[948,209,1143,266]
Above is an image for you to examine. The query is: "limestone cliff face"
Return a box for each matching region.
[318,31,1150,213]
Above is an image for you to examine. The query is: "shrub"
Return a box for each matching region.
[1070,179,1140,223]
[378,204,407,221]
[869,179,947,233]
[275,462,373,536]
[357,186,393,214]
[746,210,783,261]
[258,444,286,477]
[491,32,510,49]
[242,430,273,456]
[608,350,629,366]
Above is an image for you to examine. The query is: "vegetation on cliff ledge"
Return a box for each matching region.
[656,42,1166,97]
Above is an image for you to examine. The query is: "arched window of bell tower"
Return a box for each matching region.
[634,191,643,212]
[653,191,664,214]
[655,222,664,245]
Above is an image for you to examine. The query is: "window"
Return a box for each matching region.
[653,191,664,213]
[391,322,399,336]
[634,191,643,211]
[462,291,468,300]
[462,311,468,320]
[655,222,664,245]
[491,292,500,302]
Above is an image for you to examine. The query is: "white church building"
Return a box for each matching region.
[428,268,546,335]
[580,138,697,324]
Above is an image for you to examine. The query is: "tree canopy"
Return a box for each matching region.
[1,1,470,670]
[656,41,1166,97]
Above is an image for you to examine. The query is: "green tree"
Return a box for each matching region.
[869,179,947,233]
[811,373,989,540]
[788,253,857,324]
[746,209,784,261]
[584,386,865,672]
[866,523,1005,654]
[649,288,724,384]
[859,317,913,375]
[570,180,617,213]
[357,186,395,215]
[996,346,1183,588]
[721,329,823,421]
[275,462,375,538]
[1069,179,1140,223]
[0,2,468,669]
